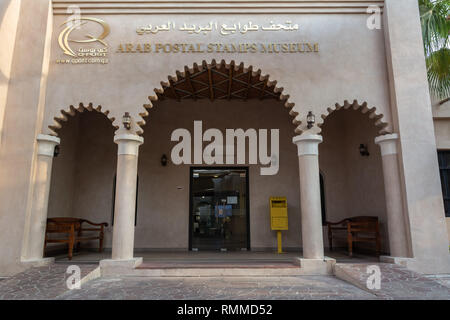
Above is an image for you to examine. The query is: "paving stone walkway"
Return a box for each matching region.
[0,264,98,300]
[335,263,450,299]
[57,276,377,300]
[0,263,448,300]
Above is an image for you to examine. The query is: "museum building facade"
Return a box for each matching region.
[0,0,449,276]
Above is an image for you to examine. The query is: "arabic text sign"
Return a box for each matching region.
[136,21,300,36]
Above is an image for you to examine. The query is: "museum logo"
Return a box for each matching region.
[56,16,110,64]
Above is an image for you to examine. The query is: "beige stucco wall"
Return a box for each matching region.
[382,0,449,273]
[0,0,53,276]
[47,99,388,253]
[42,1,393,255]
[0,0,21,149]
[42,11,393,136]
[1,0,448,275]
[434,119,450,150]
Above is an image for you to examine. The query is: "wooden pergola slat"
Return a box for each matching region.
[159,63,282,103]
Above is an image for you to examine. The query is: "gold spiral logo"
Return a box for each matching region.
[58,17,110,57]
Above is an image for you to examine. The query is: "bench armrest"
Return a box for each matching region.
[81,219,109,227]
[326,219,349,226]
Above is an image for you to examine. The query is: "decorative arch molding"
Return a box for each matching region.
[317,100,391,135]
[139,59,301,136]
[48,102,119,136]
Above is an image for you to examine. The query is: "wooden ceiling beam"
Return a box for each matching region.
[259,79,268,100]
[244,67,253,101]
[208,67,214,101]
[184,67,197,101]
[169,79,180,102]
[227,62,234,101]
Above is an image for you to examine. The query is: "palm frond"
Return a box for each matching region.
[419,0,450,100]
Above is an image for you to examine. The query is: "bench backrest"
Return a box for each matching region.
[347,216,378,223]
[347,216,379,233]
[46,218,84,233]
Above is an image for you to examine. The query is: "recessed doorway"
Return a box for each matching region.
[189,167,250,251]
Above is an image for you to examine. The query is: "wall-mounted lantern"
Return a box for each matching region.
[122,112,132,130]
[54,145,60,158]
[161,154,168,167]
[359,144,370,157]
[307,111,316,129]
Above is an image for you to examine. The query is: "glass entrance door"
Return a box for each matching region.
[190,168,249,251]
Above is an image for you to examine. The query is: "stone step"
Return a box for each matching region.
[335,263,450,299]
[121,260,303,277]
[136,260,298,269]
[100,257,336,277]
[129,267,305,277]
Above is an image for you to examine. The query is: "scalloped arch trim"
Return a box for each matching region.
[49,103,119,136]
[138,59,301,135]
[317,100,391,135]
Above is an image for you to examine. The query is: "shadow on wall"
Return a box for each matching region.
[319,108,389,254]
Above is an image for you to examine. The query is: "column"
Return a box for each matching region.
[293,134,324,259]
[23,134,60,261]
[375,134,409,257]
[111,134,143,261]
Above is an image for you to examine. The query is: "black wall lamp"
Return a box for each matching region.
[161,154,168,167]
[54,145,60,158]
[359,144,370,157]
[307,111,316,129]
[122,112,132,130]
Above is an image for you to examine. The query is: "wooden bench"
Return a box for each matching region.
[326,216,381,257]
[44,218,108,260]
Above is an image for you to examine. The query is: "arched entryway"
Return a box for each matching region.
[23,61,409,272]
[138,60,301,253]
[45,106,117,260]
[319,107,389,256]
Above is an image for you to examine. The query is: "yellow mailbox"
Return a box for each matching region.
[270,197,288,230]
[270,197,288,254]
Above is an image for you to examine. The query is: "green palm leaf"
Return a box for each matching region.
[419,0,450,101]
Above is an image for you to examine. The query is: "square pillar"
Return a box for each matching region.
[384,0,450,273]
